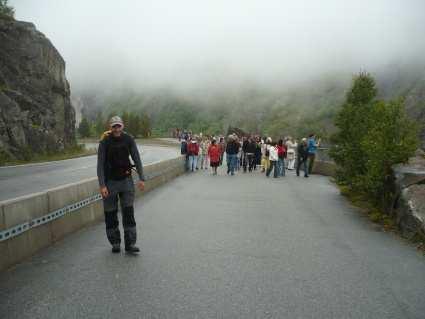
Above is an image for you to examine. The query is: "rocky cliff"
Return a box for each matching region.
[0,16,76,160]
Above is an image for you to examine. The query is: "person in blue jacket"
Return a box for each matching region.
[307,133,320,174]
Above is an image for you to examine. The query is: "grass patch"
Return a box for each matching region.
[0,144,96,167]
[338,184,395,228]
[78,137,179,148]
[337,183,424,254]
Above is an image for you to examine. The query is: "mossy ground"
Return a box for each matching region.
[0,144,96,166]
[337,183,425,254]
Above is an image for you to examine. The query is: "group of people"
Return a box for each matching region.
[180,133,321,178]
[96,116,321,253]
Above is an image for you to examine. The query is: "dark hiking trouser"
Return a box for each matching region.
[266,160,278,178]
[103,177,137,247]
[308,153,316,174]
[184,155,189,171]
[246,153,255,171]
[297,157,308,177]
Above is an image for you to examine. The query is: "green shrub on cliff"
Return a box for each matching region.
[0,0,14,18]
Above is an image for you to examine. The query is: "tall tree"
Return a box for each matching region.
[121,111,130,131]
[330,72,377,187]
[78,117,92,138]
[140,112,152,137]
[94,112,106,138]
[127,112,141,137]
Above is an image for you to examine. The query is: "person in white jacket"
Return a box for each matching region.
[286,137,297,170]
[266,142,279,178]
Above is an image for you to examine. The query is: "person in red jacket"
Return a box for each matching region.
[277,139,287,177]
[187,137,200,172]
[208,139,221,175]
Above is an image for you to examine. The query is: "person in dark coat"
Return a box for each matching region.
[245,137,257,172]
[225,135,240,176]
[296,138,309,178]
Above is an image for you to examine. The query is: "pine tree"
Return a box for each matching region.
[121,111,130,131]
[78,117,91,138]
[128,112,141,137]
[94,113,106,138]
[330,72,377,187]
[140,112,152,137]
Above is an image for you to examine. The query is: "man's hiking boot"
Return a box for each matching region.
[125,245,140,253]
[112,244,121,253]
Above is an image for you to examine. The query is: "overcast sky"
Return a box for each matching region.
[10,0,425,91]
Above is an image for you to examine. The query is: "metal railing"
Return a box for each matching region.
[0,159,184,242]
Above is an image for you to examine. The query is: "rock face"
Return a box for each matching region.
[0,16,75,160]
[393,152,425,239]
[405,80,425,150]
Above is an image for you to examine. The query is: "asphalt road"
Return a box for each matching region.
[1,168,424,318]
[0,144,180,201]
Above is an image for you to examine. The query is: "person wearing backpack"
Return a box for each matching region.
[97,116,145,254]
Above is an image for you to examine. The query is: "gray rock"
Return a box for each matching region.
[393,154,425,238]
[397,184,425,239]
[393,155,425,189]
[0,16,75,160]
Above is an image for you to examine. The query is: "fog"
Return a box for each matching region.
[10,0,425,92]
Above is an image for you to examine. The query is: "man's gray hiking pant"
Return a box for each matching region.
[103,177,137,247]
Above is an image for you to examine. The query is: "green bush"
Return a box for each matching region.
[330,73,419,209]
[0,147,11,166]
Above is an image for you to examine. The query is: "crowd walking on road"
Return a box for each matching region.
[178,130,321,179]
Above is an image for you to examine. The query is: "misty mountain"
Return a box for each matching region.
[75,63,425,147]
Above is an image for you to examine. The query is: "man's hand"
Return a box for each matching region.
[137,181,145,192]
[100,186,109,198]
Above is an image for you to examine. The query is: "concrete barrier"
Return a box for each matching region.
[0,156,186,271]
[312,161,337,177]
[312,147,337,177]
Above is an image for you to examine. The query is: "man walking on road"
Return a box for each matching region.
[97,116,145,253]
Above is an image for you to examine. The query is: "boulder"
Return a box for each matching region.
[0,16,75,160]
[393,153,425,238]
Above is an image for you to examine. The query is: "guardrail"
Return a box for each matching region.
[0,156,185,271]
